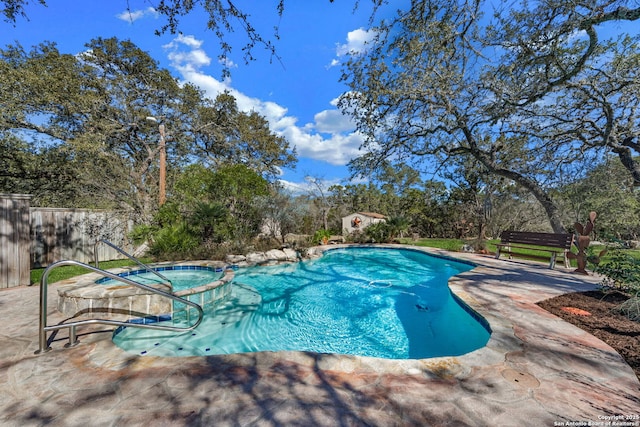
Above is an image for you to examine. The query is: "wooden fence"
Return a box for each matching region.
[1,194,135,288]
[0,194,31,288]
[30,208,134,268]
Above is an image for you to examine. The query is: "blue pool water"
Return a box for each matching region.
[113,247,491,359]
[97,266,224,292]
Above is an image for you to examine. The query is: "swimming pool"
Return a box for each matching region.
[96,266,225,292]
[113,247,491,359]
[57,262,233,321]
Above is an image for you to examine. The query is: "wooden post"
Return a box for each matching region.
[158,123,166,206]
[0,194,32,288]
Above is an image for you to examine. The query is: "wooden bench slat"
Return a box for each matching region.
[495,231,573,269]
[499,231,573,248]
[495,244,562,254]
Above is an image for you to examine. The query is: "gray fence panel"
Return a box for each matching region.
[1,194,137,287]
[0,194,32,288]
[30,208,134,268]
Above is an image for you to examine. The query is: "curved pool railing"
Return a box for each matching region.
[35,260,204,354]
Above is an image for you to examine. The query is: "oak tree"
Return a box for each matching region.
[340,0,640,233]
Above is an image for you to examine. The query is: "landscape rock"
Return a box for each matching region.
[265,249,288,261]
[246,252,268,265]
[225,254,246,264]
[305,247,325,259]
[282,248,299,261]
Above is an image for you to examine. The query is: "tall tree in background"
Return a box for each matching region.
[255,183,309,242]
[77,37,196,221]
[194,91,297,179]
[0,41,109,206]
[372,162,422,218]
[0,37,295,225]
[340,0,640,233]
[513,35,640,187]
[0,38,202,218]
[559,157,640,240]
[0,134,82,206]
[305,175,332,231]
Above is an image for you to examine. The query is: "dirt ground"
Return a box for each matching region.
[537,290,640,380]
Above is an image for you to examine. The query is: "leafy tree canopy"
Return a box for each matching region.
[339,0,640,233]
[0,37,295,220]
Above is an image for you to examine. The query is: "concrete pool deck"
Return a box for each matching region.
[1,247,639,426]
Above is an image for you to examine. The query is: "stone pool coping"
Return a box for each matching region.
[55,260,235,319]
[1,245,638,425]
[55,260,229,298]
[53,248,301,320]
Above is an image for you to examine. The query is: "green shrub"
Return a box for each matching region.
[155,201,182,226]
[365,222,392,243]
[189,202,231,243]
[150,224,199,259]
[594,249,640,293]
[129,224,157,245]
[346,230,368,243]
[312,229,331,244]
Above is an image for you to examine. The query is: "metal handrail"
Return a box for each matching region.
[94,239,171,285]
[36,260,204,354]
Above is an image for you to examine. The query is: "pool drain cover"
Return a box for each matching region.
[501,368,540,388]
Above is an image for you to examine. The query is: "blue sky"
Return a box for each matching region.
[4,2,636,196]
[1,1,405,193]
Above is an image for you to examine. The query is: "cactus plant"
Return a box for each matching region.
[566,212,607,274]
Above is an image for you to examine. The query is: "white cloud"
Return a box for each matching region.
[218,57,238,69]
[278,176,344,196]
[277,179,310,195]
[279,126,364,166]
[314,109,355,134]
[163,35,365,168]
[327,59,340,69]
[328,27,377,68]
[116,7,158,23]
[336,28,376,56]
[169,34,203,49]
[180,70,231,97]
[163,35,211,73]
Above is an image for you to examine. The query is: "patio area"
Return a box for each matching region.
[1,248,638,426]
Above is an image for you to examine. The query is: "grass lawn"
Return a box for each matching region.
[398,237,639,267]
[30,258,153,285]
[398,237,500,252]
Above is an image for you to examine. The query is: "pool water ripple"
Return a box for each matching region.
[113,247,491,359]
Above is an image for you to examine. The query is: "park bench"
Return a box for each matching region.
[494,231,574,269]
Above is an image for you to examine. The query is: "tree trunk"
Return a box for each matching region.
[612,142,640,187]
[469,147,568,233]
[497,169,567,233]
